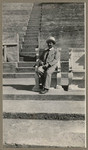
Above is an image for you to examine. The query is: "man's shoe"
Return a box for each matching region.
[39,84,44,89]
[40,88,49,94]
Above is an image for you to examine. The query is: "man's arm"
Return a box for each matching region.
[48,49,60,66]
[39,51,45,66]
[33,51,44,67]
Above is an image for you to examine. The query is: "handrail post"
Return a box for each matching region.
[38,32,40,49]
[68,48,73,88]
[69,48,73,71]
[56,48,62,89]
[4,45,7,62]
[17,33,19,62]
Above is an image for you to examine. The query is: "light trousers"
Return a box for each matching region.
[38,63,57,89]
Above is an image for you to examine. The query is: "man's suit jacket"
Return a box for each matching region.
[39,47,60,67]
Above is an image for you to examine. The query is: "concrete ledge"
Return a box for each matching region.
[3,94,85,101]
[3,100,85,120]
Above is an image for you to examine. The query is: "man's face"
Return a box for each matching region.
[47,41,54,49]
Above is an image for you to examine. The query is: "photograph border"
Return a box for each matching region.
[0,0,88,150]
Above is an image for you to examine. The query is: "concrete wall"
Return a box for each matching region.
[2,3,33,42]
[40,3,85,49]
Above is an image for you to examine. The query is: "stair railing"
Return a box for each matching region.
[2,33,19,62]
[69,48,85,71]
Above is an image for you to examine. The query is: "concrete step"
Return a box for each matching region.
[2,90,85,101]
[3,63,85,79]
[29,15,41,18]
[30,18,41,20]
[21,46,37,52]
[25,33,38,36]
[28,24,40,27]
[18,62,35,67]
[3,73,35,78]
[16,67,35,73]
[30,14,41,17]
[14,68,85,79]
[26,30,39,33]
[73,71,85,79]
[24,37,38,41]
[25,31,39,34]
[22,42,38,46]
[27,23,40,26]
[27,29,39,32]
[20,52,36,56]
[19,55,36,61]
[24,35,38,39]
[21,48,36,52]
[3,100,85,120]
[22,44,37,48]
[20,48,35,52]
[23,40,38,44]
[27,27,39,30]
[3,69,85,78]
[19,57,24,61]
[29,16,41,19]
[23,39,38,44]
[3,71,85,88]
[25,33,38,37]
[3,119,85,147]
[3,77,85,100]
[21,56,36,61]
[19,58,36,62]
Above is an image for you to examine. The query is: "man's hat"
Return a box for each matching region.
[46,36,56,44]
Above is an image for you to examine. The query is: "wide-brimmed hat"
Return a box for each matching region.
[46,36,56,44]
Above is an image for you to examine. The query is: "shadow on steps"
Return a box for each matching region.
[3,84,34,91]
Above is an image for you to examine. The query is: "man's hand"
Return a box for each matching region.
[39,60,44,66]
[42,63,49,70]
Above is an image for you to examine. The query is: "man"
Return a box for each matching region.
[36,36,60,94]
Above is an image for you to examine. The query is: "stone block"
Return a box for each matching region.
[3,62,17,73]
[61,50,69,61]
[61,72,68,78]
[61,78,69,85]
[61,62,69,72]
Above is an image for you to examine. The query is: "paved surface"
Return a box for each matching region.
[3,119,85,148]
[3,78,86,147]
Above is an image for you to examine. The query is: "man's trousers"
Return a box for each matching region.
[38,63,57,89]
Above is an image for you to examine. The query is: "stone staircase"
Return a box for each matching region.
[40,3,84,49]
[3,61,85,89]
[20,3,42,61]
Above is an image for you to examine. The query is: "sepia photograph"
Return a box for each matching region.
[2,2,86,148]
